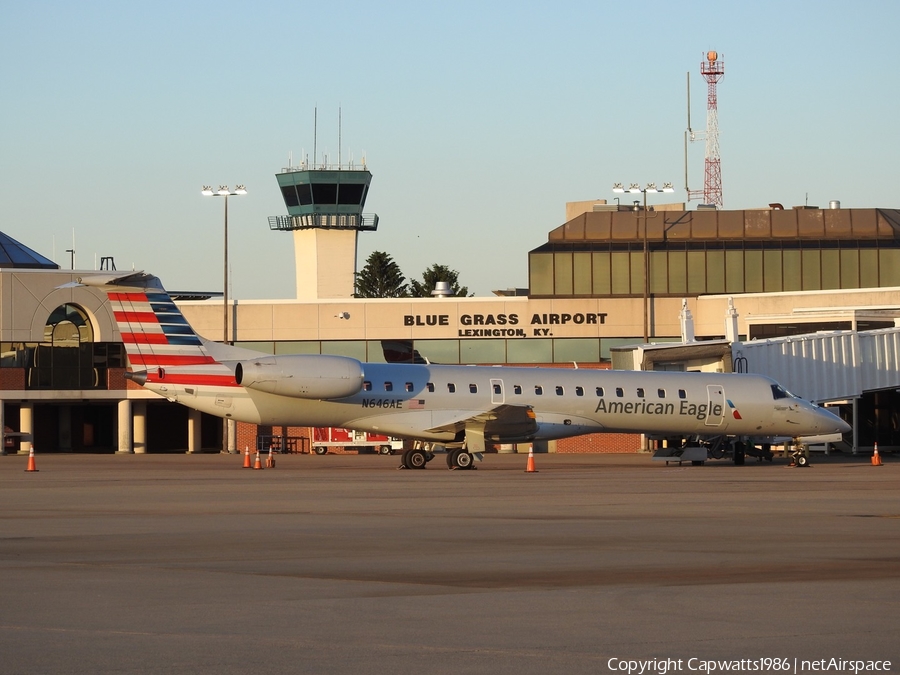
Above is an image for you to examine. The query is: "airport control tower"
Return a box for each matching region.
[268,159,378,299]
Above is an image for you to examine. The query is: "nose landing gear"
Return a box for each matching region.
[788,441,810,468]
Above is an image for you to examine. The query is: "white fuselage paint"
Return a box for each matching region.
[146,361,848,444]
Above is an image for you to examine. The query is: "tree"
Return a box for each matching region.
[355,251,408,298]
[409,264,469,297]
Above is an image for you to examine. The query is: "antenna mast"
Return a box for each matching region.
[686,51,725,208]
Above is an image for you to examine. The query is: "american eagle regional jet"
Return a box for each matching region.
[83,272,849,469]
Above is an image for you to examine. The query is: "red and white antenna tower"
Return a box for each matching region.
[686,51,725,208]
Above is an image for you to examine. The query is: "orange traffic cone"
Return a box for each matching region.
[253,450,263,470]
[872,442,883,466]
[524,446,537,473]
[265,446,275,469]
[25,444,38,473]
[242,446,252,468]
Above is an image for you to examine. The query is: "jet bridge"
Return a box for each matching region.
[733,327,900,454]
[733,328,900,402]
[612,326,900,455]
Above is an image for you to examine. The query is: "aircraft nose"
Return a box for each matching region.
[821,408,851,434]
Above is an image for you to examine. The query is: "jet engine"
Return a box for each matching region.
[234,354,364,400]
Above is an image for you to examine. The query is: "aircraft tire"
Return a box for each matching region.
[407,449,428,469]
[455,451,474,470]
[446,450,459,469]
[797,454,809,467]
[733,448,745,465]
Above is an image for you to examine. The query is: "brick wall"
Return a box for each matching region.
[0,368,25,390]
[235,426,641,455]
[238,422,312,454]
[107,368,128,391]
[556,432,641,453]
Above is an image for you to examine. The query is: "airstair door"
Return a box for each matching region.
[705,384,726,427]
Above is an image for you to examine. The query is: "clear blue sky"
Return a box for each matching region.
[2,1,898,298]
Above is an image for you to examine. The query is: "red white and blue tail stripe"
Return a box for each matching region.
[96,273,237,387]
[110,290,216,368]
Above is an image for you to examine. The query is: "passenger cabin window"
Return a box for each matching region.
[658,389,665,398]
[427,382,435,392]
[384,382,393,392]
[469,384,478,393]
[616,387,624,397]
[771,384,789,400]
[514,385,522,395]
[575,386,584,396]
[405,382,414,392]
[636,388,644,398]
[679,389,686,399]
[596,387,604,397]
[448,383,456,393]
[493,384,502,395]
[556,386,564,396]
[363,381,372,391]
[535,385,543,395]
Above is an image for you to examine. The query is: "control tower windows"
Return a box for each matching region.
[282,182,366,207]
[280,185,299,208]
[297,184,312,205]
[311,183,337,204]
[338,184,365,205]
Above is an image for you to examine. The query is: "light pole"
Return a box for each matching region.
[612,182,674,343]
[201,185,247,344]
[202,185,246,455]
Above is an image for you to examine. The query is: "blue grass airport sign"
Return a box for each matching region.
[403,312,609,338]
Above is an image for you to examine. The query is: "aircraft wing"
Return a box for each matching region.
[427,404,538,439]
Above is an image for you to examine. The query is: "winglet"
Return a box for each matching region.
[57,271,148,289]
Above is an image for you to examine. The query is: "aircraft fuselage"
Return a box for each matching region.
[144,361,846,444]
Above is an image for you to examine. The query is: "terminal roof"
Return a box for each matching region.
[0,231,59,269]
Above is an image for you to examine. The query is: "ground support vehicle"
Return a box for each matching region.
[312,427,403,455]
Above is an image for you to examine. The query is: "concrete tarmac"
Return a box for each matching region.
[1,452,898,675]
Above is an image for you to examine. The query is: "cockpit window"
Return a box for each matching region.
[771,384,790,400]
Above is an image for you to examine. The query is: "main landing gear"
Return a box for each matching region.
[446,448,475,470]
[398,443,476,470]
[399,447,433,469]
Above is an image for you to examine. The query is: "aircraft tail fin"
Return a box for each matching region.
[78,272,221,373]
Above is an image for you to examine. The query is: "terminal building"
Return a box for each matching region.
[2,165,899,455]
